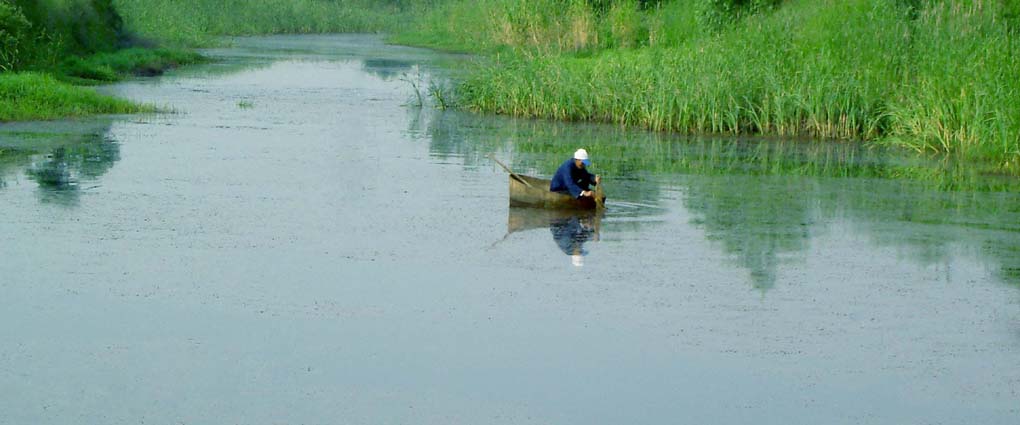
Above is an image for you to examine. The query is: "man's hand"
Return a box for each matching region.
[581,190,593,198]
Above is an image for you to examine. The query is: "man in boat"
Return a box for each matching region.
[550,148,600,199]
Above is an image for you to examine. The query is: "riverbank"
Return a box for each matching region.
[398,0,1020,174]
[0,1,205,122]
[5,0,1018,175]
[0,0,404,122]
[0,49,204,122]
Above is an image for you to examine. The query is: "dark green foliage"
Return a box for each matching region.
[587,0,662,12]
[59,47,205,81]
[13,0,124,53]
[0,1,32,71]
[697,0,782,30]
[5,0,129,70]
[1003,0,1020,32]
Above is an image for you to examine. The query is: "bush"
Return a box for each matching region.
[11,0,126,59]
[0,0,31,71]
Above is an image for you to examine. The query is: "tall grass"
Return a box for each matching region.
[459,0,906,137]
[436,0,1020,173]
[394,0,659,52]
[885,1,1020,170]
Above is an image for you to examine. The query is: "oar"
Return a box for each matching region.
[487,154,533,188]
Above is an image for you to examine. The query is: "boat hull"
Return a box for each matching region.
[508,174,606,210]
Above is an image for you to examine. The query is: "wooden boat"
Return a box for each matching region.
[489,155,606,210]
[508,174,606,210]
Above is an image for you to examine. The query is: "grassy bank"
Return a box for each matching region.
[0,73,150,121]
[1,0,403,122]
[0,0,205,121]
[401,0,1020,174]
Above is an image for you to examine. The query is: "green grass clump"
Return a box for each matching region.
[0,72,151,122]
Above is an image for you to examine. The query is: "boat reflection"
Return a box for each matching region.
[508,207,603,267]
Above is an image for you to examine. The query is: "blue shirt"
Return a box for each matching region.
[549,158,596,198]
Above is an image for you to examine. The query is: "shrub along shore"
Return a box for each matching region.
[2,0,1018,175]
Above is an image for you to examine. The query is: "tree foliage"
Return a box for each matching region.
[0,1,32,71]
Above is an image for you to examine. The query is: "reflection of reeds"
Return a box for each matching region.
[420,108,1020,192]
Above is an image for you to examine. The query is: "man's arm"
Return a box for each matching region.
[566,178,585,198]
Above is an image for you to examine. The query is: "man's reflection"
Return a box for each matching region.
[550,215,599,267]
[507,208,601,267]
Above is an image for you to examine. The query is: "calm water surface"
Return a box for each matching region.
[2,35,1019,424]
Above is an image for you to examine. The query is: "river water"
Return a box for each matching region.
[2,35,1019,424]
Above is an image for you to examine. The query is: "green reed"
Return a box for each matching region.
[415,0,1020,174]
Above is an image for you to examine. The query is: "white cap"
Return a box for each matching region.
[573,149,589,161]
[571,254,584,267]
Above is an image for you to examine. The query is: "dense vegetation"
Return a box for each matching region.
[3,0,1018,175]
[397,0,1020,173]
[0,0,199,121]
